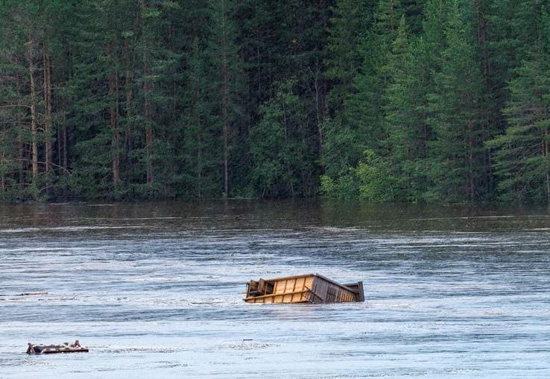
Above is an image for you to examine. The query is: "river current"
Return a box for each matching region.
[0,201,549,378]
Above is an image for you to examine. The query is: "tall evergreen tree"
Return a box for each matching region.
[208,0,244,197]
[325,0,377,110]
[427,0,489,202]
[489,7,550,204]
[65,0,131,198]
[321,0,402,199]
[382,16,430,201]
[0,0,71,199]
[178,37,221,198]
[250,80,308,198]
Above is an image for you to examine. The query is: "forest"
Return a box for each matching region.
[0,0,549,204]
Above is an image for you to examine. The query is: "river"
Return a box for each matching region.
[0,201,549,378]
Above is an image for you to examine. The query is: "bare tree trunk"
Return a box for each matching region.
[15,71,25,187]
[215,0,231,196]
[63,121,68,169]
[43,52,53,177]
[468,122,475,202]
[140,0,154,185]
[543,129,550,206]
[222,79,229,196]
[57,123,66,171]
[144,69,154,184]
[282,101,295,197]
[26,37,39,182]
[109,42,121,187]
[222,39,230,194]
[1,150,5,194]
[124,37,133,175]
[197,122,203,199]
[313,64,325,157]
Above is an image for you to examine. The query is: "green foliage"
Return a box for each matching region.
[425,0,489,203]
[488,6,550,204]
[1,0,550,204]
[325,0,377,108]
[383,16,432,202]
[320,150,398,202]
[250,80,305,198]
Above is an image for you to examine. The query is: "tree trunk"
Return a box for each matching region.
[144,68,154,185]
[140,1,154,185]
[217,0,231,196]
[223,81,229,196]
[468,122,475,202]
[222,48,230,195]
[43,52,53,177]
[543,129,550,205]
[1,150,5,194]
[197,121,203,199]
[314,64,325,156]
[26,37,39,182]
[63,121,68,169]
[124,36,133,175]
[109,42,121,187]
[282,101,295,197]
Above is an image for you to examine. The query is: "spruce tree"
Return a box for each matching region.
[489,7,550,204]
[250,81,306,198]
[383,16,430,201]
[178,37,221,198]
[207,0,244,197]
[321,0,402,199]
[427,0,489,202]
[325,0,377,110]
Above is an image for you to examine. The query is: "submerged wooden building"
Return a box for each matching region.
[244,274,364,304]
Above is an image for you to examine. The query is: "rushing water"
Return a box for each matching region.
[0,201,549,378]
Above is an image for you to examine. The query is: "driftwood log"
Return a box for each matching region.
[27,340,88,355]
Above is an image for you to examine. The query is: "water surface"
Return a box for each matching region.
[1,201,549,378]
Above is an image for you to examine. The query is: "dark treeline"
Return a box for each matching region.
[0,0,549,204]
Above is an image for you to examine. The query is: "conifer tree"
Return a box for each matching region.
[489,7,550,204]
[383,16,429,201]
[427,0,489,202]
[325,0,377,110]
[344,0,402,154]
[0,0,67,199]
[250,81,305,198]
[207,0,244,197]
[178,37,221,198]
[321,0,402,199]
[66,0,131,198]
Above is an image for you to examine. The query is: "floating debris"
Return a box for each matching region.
[27,340,89,355]
[244,273,364,304]
[17,292,48,297]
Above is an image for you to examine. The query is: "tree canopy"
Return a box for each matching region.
[1,0,549,204]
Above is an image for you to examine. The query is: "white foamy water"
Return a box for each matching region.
[1,202,549,378]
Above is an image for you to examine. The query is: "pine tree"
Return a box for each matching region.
[250,80,306,198]
[0,0,70,199]
[427,0,489,202]
[489,7,550,204]
[321,0,402,199]
[207,0,244,197]
[178,37,221,198]
[133,0,181,197]
[383,16,430,201]
[325,0,377,110]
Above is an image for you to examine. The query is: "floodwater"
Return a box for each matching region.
[0,201,549,378]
